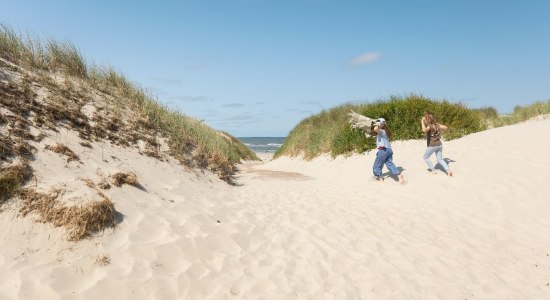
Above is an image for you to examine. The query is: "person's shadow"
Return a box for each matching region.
[381,166,405,181]
[433,157,456,172]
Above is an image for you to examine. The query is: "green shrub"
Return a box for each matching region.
[276,94,486,159]
[473,106,499,120]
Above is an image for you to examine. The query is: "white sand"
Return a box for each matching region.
[253,151,275,162]
[1,118,550,299]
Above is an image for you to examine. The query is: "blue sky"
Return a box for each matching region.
[2,0,549,136]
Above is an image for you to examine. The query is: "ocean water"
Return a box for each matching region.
[237,137,286,153]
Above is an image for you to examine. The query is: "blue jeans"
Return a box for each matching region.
[423,145,449,172]
[373,148,400,178]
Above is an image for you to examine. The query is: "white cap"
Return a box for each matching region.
[378,118,386,124]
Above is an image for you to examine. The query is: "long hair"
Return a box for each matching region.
[381,123,393,139]
[424,112,436,125]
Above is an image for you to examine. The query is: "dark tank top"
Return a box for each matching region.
[427,124,442,147]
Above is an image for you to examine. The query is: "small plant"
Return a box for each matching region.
[79,141,93,148]
[98,178,111,190]
[45,143,80,163]
[19,188,118,241]
[110,172,139,187]
[95,255,111,266]
[0,163,32,204]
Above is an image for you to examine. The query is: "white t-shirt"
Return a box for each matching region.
[376,129,391,148]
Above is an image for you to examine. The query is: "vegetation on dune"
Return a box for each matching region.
[473,100,550,128]
[275,95,485,159]
[110,172,139,188]
[276,95,549,159]
[0,23,259,240]
[0,24,258,184]
[87,67,258,180]
[19,188,118,241]
[0,163,32,204]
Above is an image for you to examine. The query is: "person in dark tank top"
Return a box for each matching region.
[421,112,453,176]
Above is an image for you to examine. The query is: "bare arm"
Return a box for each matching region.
[421,118,430,133]
[438,124,448,130]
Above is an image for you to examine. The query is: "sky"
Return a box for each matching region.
[1,0,549,137]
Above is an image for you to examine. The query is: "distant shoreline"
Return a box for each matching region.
[237,137,285,154]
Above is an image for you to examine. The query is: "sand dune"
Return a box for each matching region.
[1,118,550,299]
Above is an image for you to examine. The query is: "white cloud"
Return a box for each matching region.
[349,52,382,66]
[177,96,215,102]
[222,102,244,108]
[150,76,182,85]
[299,100,321,106]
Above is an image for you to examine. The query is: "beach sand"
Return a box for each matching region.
[1,118,550,299]
[253,151,275,162]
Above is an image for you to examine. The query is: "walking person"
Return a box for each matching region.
[372,118,405,184]
[421,112,453,176]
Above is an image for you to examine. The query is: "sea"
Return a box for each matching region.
[237,137,286,153]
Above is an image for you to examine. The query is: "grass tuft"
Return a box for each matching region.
[45,143,80,163]
[0,163,32,204]
[19,189,118,241]
[111,172,139,187]
[0,24,87,78]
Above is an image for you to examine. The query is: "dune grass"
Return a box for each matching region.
[275,95,486,159]
[88,66,258,174]
[110,172,139,187]
[19,188,117,241]
[1,23,258,182]
[0,163,32,204]
[474,100,550,128]
[0,24,87,78]
[277,95,550,159]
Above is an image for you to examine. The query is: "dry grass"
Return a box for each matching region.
[0,134,16,160]
[110,172,139,187]
[95,255,111,266]
[81,178,95,188]
[45,143,80,163]
[34,132,47,142]
[79,141,92,148]
[19,188,118,241]
[139,148,163,160]
[0,163,32,204]
[98,178,111,190]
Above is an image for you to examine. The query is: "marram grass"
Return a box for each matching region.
[1,23,258,182]
[277,95,549,159]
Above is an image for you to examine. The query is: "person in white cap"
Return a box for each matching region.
[372,118,405,184]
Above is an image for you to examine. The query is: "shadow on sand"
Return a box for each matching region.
[432,157,456,173]
[381,166,405,182]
